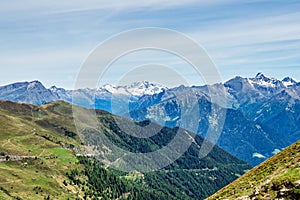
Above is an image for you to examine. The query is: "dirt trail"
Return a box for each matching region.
[1,139,11,147]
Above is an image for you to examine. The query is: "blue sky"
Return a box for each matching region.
[0,0,300,88]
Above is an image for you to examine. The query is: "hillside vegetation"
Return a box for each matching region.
[0,100,250,199]
[207,140,300,200]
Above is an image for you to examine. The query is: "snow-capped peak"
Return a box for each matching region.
[97,81,166,96]
[126,81,166,96]
[249,73,281,88]
[50,85,66,93]
[282,77,297,87]
[27,80,43,89]
[102,84,116,93]
[255,72,267,80]
[128,81,152,89]
[49,85,59,92]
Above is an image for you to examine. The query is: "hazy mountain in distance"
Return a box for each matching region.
[0,80,59,105]
[0,73,299,166]
[0,80,166,114]
[126,73,300,165]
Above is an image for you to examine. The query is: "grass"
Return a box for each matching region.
[123,171,144,182]
[0,158,83,200]
[207,140,300,199]
[0,100,252,200]
[0,189,12,200]
[48,148,78,163]
[0,101,84,199]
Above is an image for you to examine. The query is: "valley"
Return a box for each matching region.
[0,100,250,199]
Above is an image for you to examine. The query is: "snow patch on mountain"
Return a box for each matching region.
[126,81,166,96]
[272,149,281,155]
[103,84,116,94]
[27,81,42,89]
[247,73,298,89]
[282,77,297,87]
[248,73,281,88]
[97,81,166,97]
[252,152,266,159]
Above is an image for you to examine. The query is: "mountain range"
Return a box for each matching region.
[0,73,299,166]
[0,80,166,114]
[0,100,298,199]
[127,73,300,166]
[0,100,250,200]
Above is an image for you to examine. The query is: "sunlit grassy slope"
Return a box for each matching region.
[0,101,84,199]
[207,140,300,200]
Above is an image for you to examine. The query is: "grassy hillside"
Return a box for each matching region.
[207,140,300,200]
[0,100,250,199]
[0,101,83,199]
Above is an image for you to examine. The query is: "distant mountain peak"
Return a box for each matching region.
[129,80,151,87]
[127,81,163,89]
[282,76,295,82]
[49,85,67,93]
[282,77,297,87]
[253,72,275,82]
[126,81,166,96]
[255,72,267,79]
[27,80,44,89]
[30,80,41,83]
[102,84,116,93]
[96,81,166,96]
[249,73,282,88]
[50,85,57,89]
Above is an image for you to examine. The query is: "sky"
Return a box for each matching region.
[0,0,300,89]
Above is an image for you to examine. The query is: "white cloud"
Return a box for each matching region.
[0,0,237,14]
[1,1,300,87]
[192,12,300,47]
[184,12,300,73]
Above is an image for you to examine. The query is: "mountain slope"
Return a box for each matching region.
[207,140,300,200]
[0,81,59,105]
[127,73,300,166]
[0,100,251,200]
[1,73,298,167]
[0,101,83,199]
[0,80,166,114]
[129,93,282,166]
